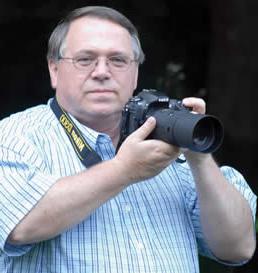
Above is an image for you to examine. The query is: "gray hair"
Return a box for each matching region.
[47,6,145,64]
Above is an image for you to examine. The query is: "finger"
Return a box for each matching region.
[182,97,206,114]
[132,117,156,140]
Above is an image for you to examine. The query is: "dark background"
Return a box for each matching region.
[0,0,257,272]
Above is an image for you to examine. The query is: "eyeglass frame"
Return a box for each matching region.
[58,53,138,72]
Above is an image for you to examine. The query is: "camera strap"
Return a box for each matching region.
[50,97,102,168]
[176,157,186,164]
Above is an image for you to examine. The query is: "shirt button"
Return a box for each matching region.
[124,204,131,212]
[136,242,144,250]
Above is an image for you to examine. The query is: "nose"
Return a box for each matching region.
[90,57,111,80]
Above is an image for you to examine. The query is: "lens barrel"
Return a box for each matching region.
[150,109,224,153]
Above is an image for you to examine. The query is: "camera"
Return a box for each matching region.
[118,89,223,153]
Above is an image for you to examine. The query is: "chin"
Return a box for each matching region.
[89,107,121,118]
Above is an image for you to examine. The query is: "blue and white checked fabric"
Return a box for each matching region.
[0,99,256,273]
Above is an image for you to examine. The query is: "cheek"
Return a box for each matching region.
[57,71,84,94]
[120,69,138,94]
[119,84,135,108]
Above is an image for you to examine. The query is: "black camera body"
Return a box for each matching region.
[118,89,223,153]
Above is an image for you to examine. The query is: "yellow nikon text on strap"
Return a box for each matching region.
[51,97,102,167]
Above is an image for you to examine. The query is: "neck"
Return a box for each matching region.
[78,113,122,147]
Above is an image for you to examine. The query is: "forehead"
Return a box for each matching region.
[64,17,134,55]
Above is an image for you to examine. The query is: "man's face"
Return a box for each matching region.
[48,17,139,124]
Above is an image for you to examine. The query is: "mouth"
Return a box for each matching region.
[87,89,115,94]
[85,89,117,102]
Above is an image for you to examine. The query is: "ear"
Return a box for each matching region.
[48,60,58,89]
[133,65,139,90]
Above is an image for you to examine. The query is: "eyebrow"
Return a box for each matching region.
[73,49,132,58]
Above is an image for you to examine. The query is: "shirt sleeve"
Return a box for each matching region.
[184,164,257,265]
[0,137,59,257]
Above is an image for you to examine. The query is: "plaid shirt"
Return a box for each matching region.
[0,100,256,273]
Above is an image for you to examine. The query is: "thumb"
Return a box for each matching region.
[132,117,156,140]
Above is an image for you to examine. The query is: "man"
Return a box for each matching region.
[0,6,256,273]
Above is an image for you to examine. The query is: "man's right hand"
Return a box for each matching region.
[113,117,180,184]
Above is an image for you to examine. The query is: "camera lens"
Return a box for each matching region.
[192,117,222,152]
[193,120,215,147]
[146,103,224,153]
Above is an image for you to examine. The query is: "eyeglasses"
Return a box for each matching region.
[58,54,137,72]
